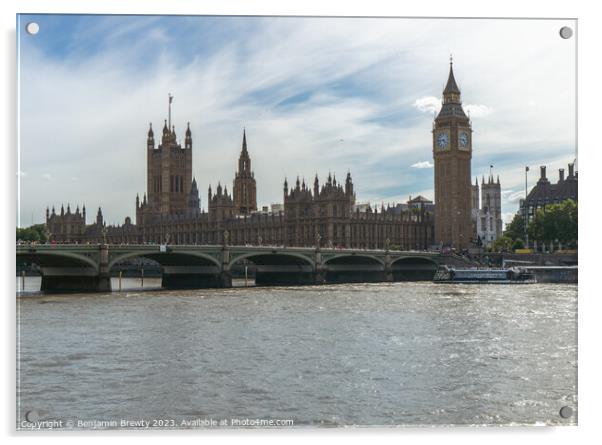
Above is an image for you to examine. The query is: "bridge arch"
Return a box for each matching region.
[108,250,221,270]
[17,250,99,272]
[108,250,224,289]
[230,251,315,286]
[323,253,385,267]
[230,251,315,269]
[323,253,385,283]
[391,256,438,281]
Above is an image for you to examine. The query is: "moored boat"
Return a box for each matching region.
[433,266,537,284]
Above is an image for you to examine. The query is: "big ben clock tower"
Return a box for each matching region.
[433,58,473,250]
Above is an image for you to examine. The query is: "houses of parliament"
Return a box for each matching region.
[46,61,482,250]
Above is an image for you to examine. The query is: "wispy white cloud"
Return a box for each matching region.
[507,191,526,203]
[410,161,433,169]
[502,212,518,225]
[412,96,441,114]
[465,104,493,118]
[42,173,52,181]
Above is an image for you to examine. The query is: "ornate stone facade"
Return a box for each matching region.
[471,175,503,247]
[233,129,257,215]
[433,60,473,249]
[46,121,434,249]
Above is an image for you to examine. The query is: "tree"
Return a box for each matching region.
[16,224,48,243]
[492,235,513,252]
[512,238,525,250]
[504,213,525,241]
[527,199,577,247]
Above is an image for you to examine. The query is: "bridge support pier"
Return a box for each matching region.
[219,270,232,288]
[313,270,325,285]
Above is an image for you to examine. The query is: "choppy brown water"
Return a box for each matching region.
[16,280,577,428]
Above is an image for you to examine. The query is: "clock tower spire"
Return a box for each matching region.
[432,58,473,249]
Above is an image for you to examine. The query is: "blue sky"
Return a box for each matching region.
[17,15,576,226]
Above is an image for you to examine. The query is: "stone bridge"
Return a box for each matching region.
[16,244,472,292]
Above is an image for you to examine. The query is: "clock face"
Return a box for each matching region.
[459,131,469,148]
[436,132,449,149]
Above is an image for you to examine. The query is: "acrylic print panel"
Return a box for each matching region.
[16,15,577,429]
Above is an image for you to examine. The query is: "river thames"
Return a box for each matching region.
[16,279,577,428]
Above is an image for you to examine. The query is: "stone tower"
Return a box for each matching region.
[146,96,193,215]
[233,129,257,214]
[433,59,473,249]
[480,174,503,243]
[471,177,480,242]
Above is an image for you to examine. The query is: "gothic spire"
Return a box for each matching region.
[241,128,248,154]
[185,122,192,149]
[443,56,461,96]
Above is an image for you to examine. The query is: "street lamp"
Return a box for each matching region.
[524,166,529,248]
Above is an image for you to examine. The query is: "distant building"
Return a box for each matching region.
[270,203,284,214]
[45,204,86,243]
[352,203,372,213]
[407,195,434,213]
[520,164,578,225]
[471,175,503,247]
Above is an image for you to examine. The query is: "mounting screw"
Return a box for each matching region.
[25,22,40,35]
[559,406,573,419]
[25,409,40,422]
[559,26,573,39]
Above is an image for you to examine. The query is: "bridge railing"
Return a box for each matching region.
[17,243,439,255]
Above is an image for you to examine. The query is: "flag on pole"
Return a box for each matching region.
[526,166,529,172]
[169,94,173,104]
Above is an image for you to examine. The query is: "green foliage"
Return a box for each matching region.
[504,213,526,241]
[492,235,513,252]
[528,199,577,246]
[16,224,48,243]
[512,238,525,250]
